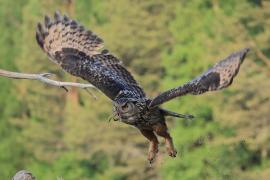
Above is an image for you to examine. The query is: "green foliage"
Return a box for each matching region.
[0,0,269,179]
[159,0,270,179]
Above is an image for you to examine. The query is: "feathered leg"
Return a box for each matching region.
[153,122,177,157]
[139,129,159,163]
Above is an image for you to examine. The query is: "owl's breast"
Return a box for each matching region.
[114,99,164,129]
[134,107,165,130]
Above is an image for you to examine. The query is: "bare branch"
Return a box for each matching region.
[0,69,96,93]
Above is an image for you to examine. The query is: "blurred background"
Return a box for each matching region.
[0,0,269,179]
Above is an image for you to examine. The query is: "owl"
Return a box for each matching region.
[36,11,249,163]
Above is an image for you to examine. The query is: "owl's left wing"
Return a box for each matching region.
[36,12,145,101]
[149,48,250,108]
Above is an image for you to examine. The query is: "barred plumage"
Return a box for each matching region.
[36,11,249,163]
[36,11,145,100]
[149,48,250,107]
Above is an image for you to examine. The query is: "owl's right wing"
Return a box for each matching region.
[36,11,145,101]
[149,48,250,108]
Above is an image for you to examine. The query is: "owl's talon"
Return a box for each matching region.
[167,148,177,157]
[148,159,153,166]
[148,151,157,164]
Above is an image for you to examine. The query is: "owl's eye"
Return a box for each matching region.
[120,102,134,113]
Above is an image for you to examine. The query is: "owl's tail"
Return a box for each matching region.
[160,108,194,119]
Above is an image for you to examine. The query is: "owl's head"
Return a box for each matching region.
[113,98,146,125]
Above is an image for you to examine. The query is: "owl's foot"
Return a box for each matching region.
[167,147,177,157]
[148,142,159,164]
[139,129,159,164]
[153,122,177,158]
[165,135,177,158]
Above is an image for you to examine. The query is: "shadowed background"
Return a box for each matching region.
[0,0,269,179]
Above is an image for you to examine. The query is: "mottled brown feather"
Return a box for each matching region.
[149,48,250,107]
[36,11,145,100]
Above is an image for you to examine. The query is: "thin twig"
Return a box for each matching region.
[245,31,270,67]
[253,45,270,67]
[84,88,98,100]
[0,69,96,92]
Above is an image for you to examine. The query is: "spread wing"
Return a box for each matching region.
[36,11,145,100]
[149,48,250,108]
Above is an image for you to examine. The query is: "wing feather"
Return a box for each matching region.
[36,11,145,100]
[149,48,250,108]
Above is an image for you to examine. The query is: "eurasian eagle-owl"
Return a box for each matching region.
[36,11,249,163]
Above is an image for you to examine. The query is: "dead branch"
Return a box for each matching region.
[0,69,96,93]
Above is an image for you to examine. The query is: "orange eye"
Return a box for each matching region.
[121,102,134,112]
